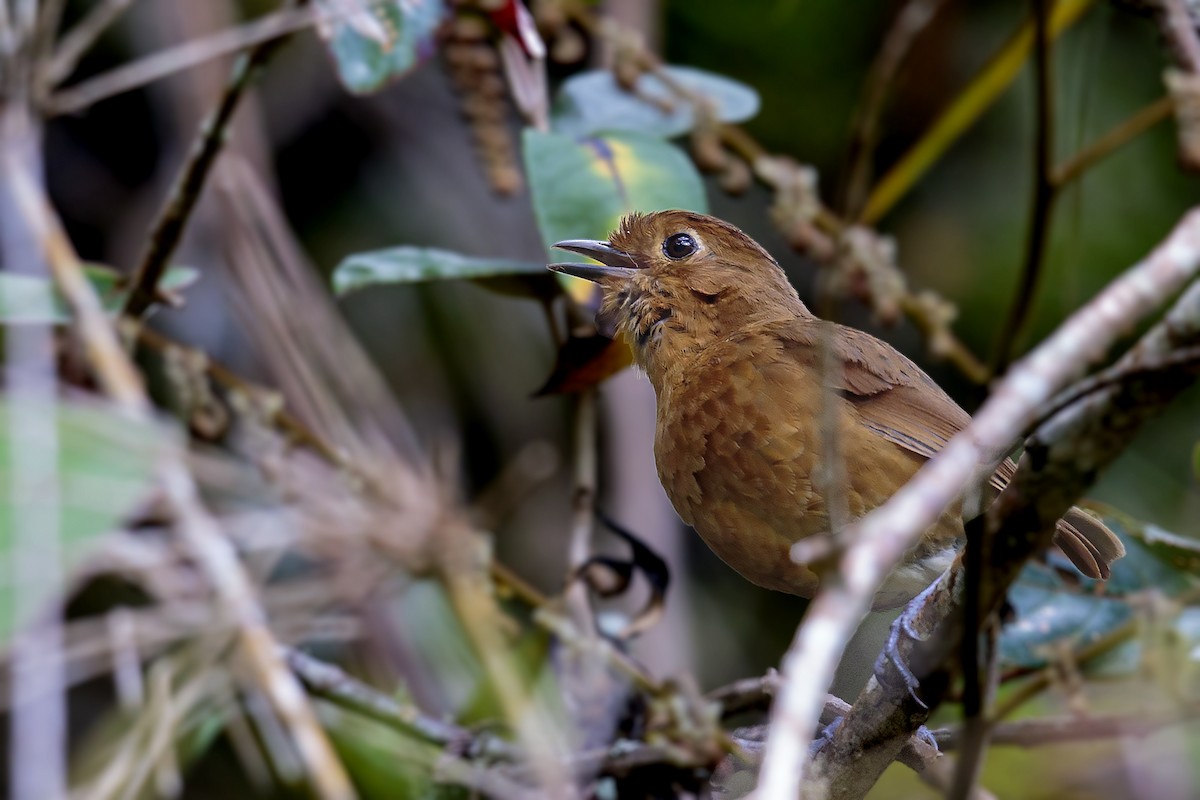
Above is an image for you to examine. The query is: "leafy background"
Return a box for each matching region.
[7,0,1200,797]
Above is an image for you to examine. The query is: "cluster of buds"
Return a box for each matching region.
[689,104,752,195]
[444,13,524,194]
[764,157,835,260]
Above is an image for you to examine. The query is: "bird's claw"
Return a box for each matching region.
[915,725,939,752]
[808,716,844,758]
[874,580,940,709]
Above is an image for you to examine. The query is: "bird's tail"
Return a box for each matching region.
[1053,508,1126,580]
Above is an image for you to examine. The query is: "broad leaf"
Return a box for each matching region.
[0,264,198,324]
[317,0,444,95]
[524,129,708,253]
[1000,563,1133,670]
[1000,518,1200,671]
[0,401,179,643]
[332,247,546,295]
[552,65,760,138]
[523,129,703,390]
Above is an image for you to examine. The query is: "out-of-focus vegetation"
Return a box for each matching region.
[1,1,1199,798]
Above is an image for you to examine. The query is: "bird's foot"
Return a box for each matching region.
[808,716,843,758]
[874,580,940,709]
[915,725,939,752]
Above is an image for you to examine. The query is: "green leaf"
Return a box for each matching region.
[332,247,546,296]
[1000,563,1133,670]
[1000,517,1200,671]
[0,263,198,323]
[1097,515,1200,596]
[320,704,456,800]
[318,0,444,95]
[523,129,707,256]
[0,401,179,643]
[552,65,760,138]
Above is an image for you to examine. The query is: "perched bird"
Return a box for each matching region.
[549,210,1124,609]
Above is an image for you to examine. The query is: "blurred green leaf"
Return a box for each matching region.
[318,0,444,95]
[1001,517,1200,671]
[524,129,706,306]
[332,247,547,296]
[1001,563,1133,670]
[0,263,198,323]
[552,65,760,138]
[1099,515,1200,596]
[524,129,708,252]
[0,401,179,642]
[320,704,461,800]
[458,627,552,725]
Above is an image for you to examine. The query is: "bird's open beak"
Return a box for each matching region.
[548,239,638,282]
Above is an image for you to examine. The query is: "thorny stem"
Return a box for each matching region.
[121,0,305,319]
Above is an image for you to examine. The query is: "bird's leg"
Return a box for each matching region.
[808,715,843,757]
[874,578,940,709]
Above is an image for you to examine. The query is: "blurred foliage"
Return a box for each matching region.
[4,0,1199,797]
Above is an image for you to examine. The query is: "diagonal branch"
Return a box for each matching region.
[754,206,1200,800]
[120,1,306,319]
[810,239,1200,799]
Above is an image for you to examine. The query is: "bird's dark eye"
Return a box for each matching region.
[662,232,697,260]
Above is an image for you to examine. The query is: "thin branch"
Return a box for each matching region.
[838,0,948,220]
[756,207,1200,799]
[1032,343,1200,430]
[285,647,518,762]
[134,325,348,469]
[993,0,1057,374]
[1053,95,1174,187]
[812,230,1200,799]
[861,0,1095,225]
[565,389,598,629]
[1157,0,1200,72]
[40,0,139,91]
[120,1,307,319]
[6,124,146,408]
[7,117,354,800]
[2,102,67,800]
[45,3,320,116]
[937,704,1200,750]
[160,465,357,799]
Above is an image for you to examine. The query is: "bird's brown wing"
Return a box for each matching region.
[778,323,972,461]
[776,321,1125,579]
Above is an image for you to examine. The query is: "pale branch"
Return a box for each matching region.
[284,647,517,763]
[40,0,138,91]
[755,207,1200,800]
[45,3,320,116]
[811,269,1200,799]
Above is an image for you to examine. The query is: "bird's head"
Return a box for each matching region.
[549,210,806,372]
